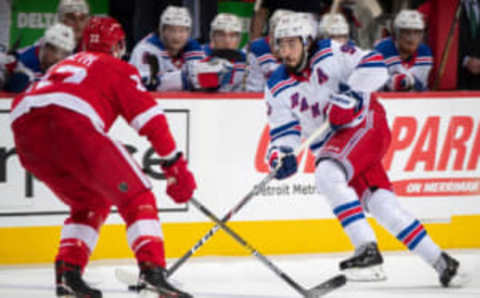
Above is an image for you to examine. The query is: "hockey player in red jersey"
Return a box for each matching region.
[10,17,195,298]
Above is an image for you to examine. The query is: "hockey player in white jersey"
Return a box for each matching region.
[202,13,246,92]
[130,5,217,91]
[375,9,433,91]
[318,13,350,44]
[245,9,292,92]
[57,0,90,51]
[265,13,468,286]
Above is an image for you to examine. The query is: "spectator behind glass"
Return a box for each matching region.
[375,9,433,92]
[3,23,75,93]
[202,13,246,92]
[318,13,350,44]
[129,6,207,91]
[57,0,90,52]
[458,0,480,90]
[133,0,183,44]
[250,0,331,40]
[244,9,292,92]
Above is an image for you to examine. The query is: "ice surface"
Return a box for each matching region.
[0,250,479,298]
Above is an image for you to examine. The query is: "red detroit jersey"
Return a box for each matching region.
[11,52,176,157]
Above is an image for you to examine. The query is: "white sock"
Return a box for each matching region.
[316,160,377,248]
[366,189,442,266]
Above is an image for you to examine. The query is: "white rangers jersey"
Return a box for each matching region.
[374,37,433,91]
[265,39,389,157]
[245,37,281,92]
[129,33,205,91]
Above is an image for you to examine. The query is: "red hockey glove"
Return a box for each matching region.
[326,93,364,128]
[161,153,196,203]
[184,58,233,90]
[388,72,414,91]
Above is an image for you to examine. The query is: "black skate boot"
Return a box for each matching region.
[339,242,386,281]
[138,262,193,298]
[55,260,102,298]
[434,252,470,287]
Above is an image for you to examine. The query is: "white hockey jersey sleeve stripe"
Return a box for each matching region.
[129,105,164,132]
[356,52,385,68]
[10,92,105,131]
[310,48,333,68]
[270,120,301,142]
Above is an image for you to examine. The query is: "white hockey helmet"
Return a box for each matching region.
[57,0,89,18]
[160,6,192,29]
[210,13,242,34]
[319,13,349,37]
[394,9,425,31]
[269,9,294,35]
[44,23,75,53]
[274,13,316,46]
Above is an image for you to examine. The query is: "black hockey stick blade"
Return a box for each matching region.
[209,49,245,62]
[305,274,346,298]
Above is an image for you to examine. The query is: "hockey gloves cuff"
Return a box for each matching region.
[267,146,298,180]
[161,152,196,204]
[326,93,364,128]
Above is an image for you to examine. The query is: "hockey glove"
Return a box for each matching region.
[267,146,298,180]
[326,93,364,129]
[388,72,414,91]
[185,58,233,90]
[161,152,196,204]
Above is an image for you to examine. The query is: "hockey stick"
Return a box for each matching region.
[189,197,346,298]
[432,0,463,90]
[144,53,160,90]
[117,122,332,291]
[166,121,331,277]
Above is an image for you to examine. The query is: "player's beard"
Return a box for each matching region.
[284,50,307,75]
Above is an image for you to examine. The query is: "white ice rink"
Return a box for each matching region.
[0,250,479,298]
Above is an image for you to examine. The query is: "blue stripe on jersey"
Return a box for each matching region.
[270,120,300,137]
[309,129,334,151]
[273,81,300,97]
[358,62,386,68]
[271,130,301,142]
[259,57,276,66]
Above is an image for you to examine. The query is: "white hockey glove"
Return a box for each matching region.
[184,58,233,91]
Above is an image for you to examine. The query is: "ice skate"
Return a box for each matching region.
[339,242,387,281]
[56,261,102,298]
[138,262,193,298]
[434,252,471,287]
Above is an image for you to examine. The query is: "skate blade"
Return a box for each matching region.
[342,264,387,282]
[139,287,184,298]
[448,270,472,288]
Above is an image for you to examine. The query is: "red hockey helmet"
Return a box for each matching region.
[82,16,126,58]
